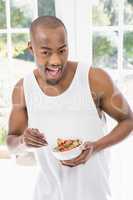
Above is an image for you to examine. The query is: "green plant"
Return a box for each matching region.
[0,127,7,145]
[0,0,6,28]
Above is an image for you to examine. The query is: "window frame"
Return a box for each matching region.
[0,0,38,61]
[55,0,133,81]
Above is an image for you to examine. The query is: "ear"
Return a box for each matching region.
[28,41,33,55]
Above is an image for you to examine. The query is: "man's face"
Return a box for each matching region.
[29,26,69,85]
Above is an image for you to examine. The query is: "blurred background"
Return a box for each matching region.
[0,0,133,200]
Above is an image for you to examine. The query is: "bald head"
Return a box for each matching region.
[30,16,66,38]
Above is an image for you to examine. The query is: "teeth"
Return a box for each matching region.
[47,70,59,76]
[47,67,60,71]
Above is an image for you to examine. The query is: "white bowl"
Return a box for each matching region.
[51,142,84,161]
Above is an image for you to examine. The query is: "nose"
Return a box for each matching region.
[49,53,62,66]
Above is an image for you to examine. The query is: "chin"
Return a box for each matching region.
[45,68,65,85]
[46,78,61,85]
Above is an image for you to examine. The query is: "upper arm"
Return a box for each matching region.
[8,79,28,136]
[89,67,133,122]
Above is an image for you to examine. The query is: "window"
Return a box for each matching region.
[92,0,133,73]
[92,1,133,199]
[55,0,133,114]
[0,0,55,62]
[90,0,133,112]
[0,0,55,145]
[92,0,119,69]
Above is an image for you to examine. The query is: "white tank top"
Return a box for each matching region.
[23,62,111,200]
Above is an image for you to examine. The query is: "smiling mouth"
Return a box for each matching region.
[45,66,62,78]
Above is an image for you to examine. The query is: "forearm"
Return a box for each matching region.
[93,118,133,152]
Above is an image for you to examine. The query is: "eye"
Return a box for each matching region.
[42,51,49,55]
[59,49,66,54]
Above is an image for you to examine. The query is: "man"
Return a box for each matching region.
[6,16,133,200]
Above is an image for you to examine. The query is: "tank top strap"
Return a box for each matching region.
[76,63,105,127]
[73,62,90,84]
[23,72,40,115]
[75,62,93,106]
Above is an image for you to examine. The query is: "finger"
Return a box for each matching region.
[61,161,76,167]
[64,151,86,163]
[24,136,47,146]
[26,130,47,143]
[26,141,47,147]
[28,128,45,139]
[26,142,45,148]
[61,158,83,166]
[61,159,84,167]
[24,133,47,144]
[62,160,81,166]
[62,149,90,166]
[81,142,93,151]
[61,147,93,167]
[31,130,45,138]
[61,158,80,166]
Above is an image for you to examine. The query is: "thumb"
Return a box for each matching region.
[81,142,94,151]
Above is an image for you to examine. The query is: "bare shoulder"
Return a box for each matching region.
[89,66,111,80]
[89,66,116,100]
[89,67,133,121]
[12,78,26,108]
[89,67,114,91]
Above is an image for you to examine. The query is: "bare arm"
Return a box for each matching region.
[6,79,27,152]
[89,67,133,152]
[61,67,133,167]
[6,79,47,154]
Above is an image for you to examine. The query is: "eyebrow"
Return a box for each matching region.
[40,44,67,50]
[58,44,67,49]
